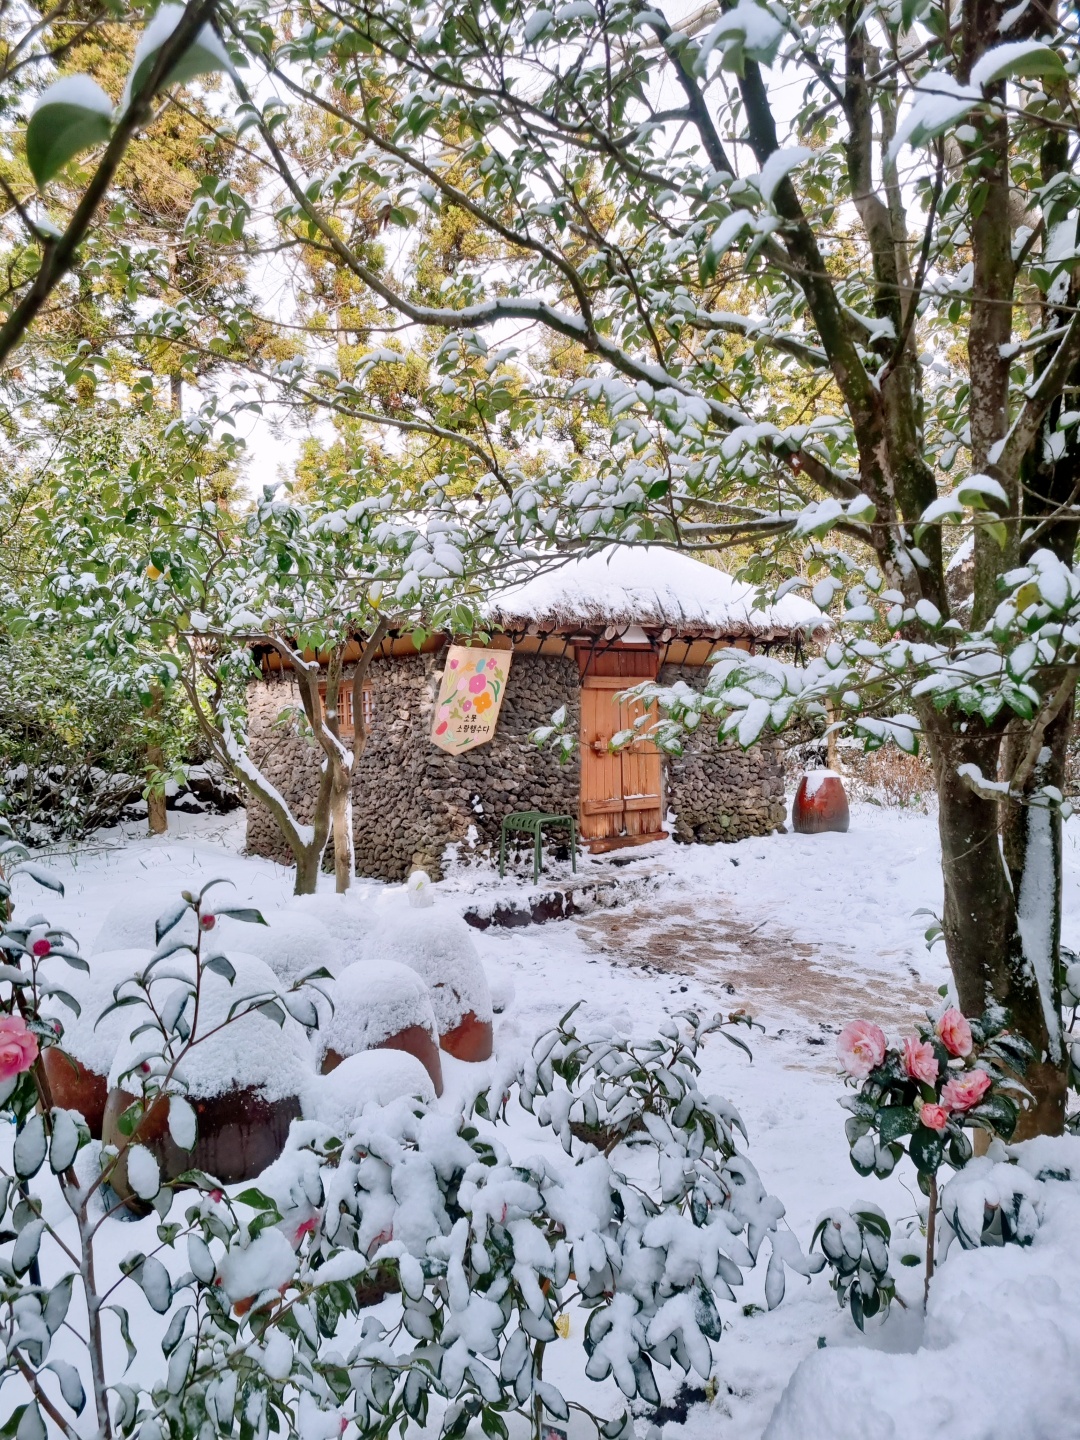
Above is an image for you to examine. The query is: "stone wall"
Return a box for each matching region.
[246,651,580,881]
[659,663,787,842]
[245,651,785,880]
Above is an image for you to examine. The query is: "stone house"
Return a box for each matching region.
[245,546,826,880]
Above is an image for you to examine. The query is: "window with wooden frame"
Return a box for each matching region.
[318,679,374,737]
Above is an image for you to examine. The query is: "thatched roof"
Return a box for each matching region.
[483,546,827,641]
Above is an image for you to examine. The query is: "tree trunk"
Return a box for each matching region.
[999,691,1073,1138]
[145,685,168,836]
[925,707,1066,1136]
[146,744,168,836]
[294,843,322,896]
[331,777,353,894]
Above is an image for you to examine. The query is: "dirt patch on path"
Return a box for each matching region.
[575,895,936,1032]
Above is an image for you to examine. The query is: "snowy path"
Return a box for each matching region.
[574,890,935,1032]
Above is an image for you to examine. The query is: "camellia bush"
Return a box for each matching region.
[0,844,824,1440]
[816,1005,1036,1321]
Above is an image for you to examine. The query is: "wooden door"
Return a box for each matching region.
[579,652,665,850]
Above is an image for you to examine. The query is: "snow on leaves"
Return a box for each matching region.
[0,890,823,1440]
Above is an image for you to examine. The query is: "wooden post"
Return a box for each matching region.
[146,684,168,835]
[826,702,840,772]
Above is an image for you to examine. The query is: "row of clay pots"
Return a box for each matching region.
[47,880,497,1214]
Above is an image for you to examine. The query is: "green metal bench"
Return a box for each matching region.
[499,810,578,884]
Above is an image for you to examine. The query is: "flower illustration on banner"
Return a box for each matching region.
[431,646,512,752]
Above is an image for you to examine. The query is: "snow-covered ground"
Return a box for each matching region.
[10,801,1080,1437]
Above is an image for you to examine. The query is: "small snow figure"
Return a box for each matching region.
[406,869,434,909]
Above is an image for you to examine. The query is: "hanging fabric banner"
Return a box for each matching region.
[431,646,513,753]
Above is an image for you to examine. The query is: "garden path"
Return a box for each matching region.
[573,892,936,1035]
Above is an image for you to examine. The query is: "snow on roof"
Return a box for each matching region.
[482,545,828,639]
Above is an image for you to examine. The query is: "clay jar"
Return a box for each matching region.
[792,770,850,834]
[42,1048,109,1139]
[365,892,494,1064]
[102,953,313,1211]
[102,1085,302,1208]
[40,949,152,1141]
[440,1012,494,1063]
[318,962,444,1095]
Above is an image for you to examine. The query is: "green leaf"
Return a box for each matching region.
[26,77,113,189]
[967,1092,1019,1141]
[973,42,1066,88]
[13,862,63,895]
[877,1105,916,1145]
[908,1124,944,1175]
[105,1304,137,1371]
[213,907,267,925]
[123,4,232,110]
[234,1186,279,1212]
[900,0,932,29]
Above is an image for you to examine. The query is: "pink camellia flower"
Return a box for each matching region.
[919,1103,949,1132]
[199,914,216,931]
[902,1036,939,1086]
[836,1020,887,1078]
[936,1008,973,1058]
[468,674,486,694]
[0,1015,38,1080]
[941,1068,992,1113]
[31,939,51,958]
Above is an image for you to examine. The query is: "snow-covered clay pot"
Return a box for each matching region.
[792,769,850,835]
[213,911,339,988]
[287,890,378,968]
[89,893,198,956]
[101,954,313,1208]
[367,903,494,1062]
[40,950,150,1139]
[318,962,443,1096]
[305,1050,436,1131]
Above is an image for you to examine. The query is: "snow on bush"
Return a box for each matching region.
[0,836,830,1440]
[767,1139,1080,1440]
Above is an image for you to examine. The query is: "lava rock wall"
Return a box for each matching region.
[658,663,787,843]
[246,652,785,879]
[246,652,580,880]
